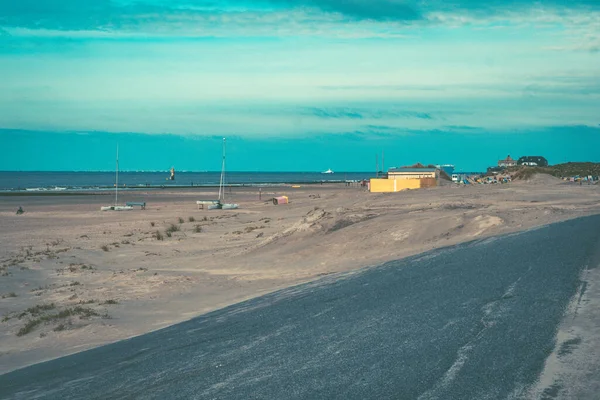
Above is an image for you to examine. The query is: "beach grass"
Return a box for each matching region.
[166,224,180,233]
[17,306,101,336]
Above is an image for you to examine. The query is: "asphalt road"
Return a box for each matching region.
[2,215,600,400]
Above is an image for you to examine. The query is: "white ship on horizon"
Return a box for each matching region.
[322,169,334,174]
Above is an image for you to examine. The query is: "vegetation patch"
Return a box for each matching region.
[1,292,17,299]
[510,162,600,180]
[17,306,103,337]
[30,285,51,292]
[101,245,109,252]
[155,230,164,241]
[178,217,185,224]
[188,216,195,222]
[18,303,56,319]
[244,226,265,233]
[166,224,180,233]
[194,225,203,233]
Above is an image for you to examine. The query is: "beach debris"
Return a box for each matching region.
[273,196,289,205]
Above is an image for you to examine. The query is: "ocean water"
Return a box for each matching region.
[0,171,376,192]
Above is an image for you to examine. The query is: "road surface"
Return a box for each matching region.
[2,215,600,399]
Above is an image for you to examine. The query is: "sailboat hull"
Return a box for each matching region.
[101,206,133,211]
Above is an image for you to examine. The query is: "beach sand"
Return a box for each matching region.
[1,177,599,373]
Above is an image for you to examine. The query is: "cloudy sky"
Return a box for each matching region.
[1,0,599,171]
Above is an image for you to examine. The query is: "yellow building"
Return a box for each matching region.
[370,168,438,192]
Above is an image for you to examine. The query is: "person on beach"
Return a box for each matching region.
[16,206,24,215]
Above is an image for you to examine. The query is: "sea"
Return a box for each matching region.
[0,171,377,192]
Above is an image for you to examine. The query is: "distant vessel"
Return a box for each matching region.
[322,169,334,174]
[101,145,133,211]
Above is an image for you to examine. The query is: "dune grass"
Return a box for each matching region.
[17,306,102,336]
[166,224,180,233]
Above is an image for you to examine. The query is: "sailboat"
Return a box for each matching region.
[101,145,133,211]
[167,167,175,181]
[217,138,238,210]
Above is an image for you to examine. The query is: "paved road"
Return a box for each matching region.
[2,215,600,400]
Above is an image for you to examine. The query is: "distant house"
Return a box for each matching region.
[517,156,548,167]
[498,155,517,168]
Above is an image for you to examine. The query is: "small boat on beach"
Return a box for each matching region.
[101,205,134,211]
[198,138,238,210]
[101,145,133,212]
[218,138,238,210]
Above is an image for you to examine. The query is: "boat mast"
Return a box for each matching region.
[218,138,226,202]
[115,144,119,206]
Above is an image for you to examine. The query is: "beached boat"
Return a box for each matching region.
[101,145,133,211]
[217,138,238,210]
[100,205,134,211]
[322,169,334,174]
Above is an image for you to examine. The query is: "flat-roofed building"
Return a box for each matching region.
[370,167,438,192]
[387,167,438,180]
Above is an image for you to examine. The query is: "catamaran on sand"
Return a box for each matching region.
[196,137,239,210]
[101,145,133,211]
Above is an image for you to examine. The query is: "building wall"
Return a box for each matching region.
[420,178,438,188]
[369,178,423,192]
[388,172,436,180]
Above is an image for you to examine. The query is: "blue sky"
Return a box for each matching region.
[1,0,599,171]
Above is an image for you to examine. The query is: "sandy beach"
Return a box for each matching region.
[1,176,599,374]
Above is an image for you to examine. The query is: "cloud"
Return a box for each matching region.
[303,107,433,120]
[1,0,600,36]
[271,0,422,21]
[269,0,600,21]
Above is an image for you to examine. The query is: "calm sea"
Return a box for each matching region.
[0,171,376,192]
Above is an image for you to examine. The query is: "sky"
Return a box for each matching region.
[1,0,599,171]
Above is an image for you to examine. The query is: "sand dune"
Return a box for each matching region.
[1,178,599,373]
